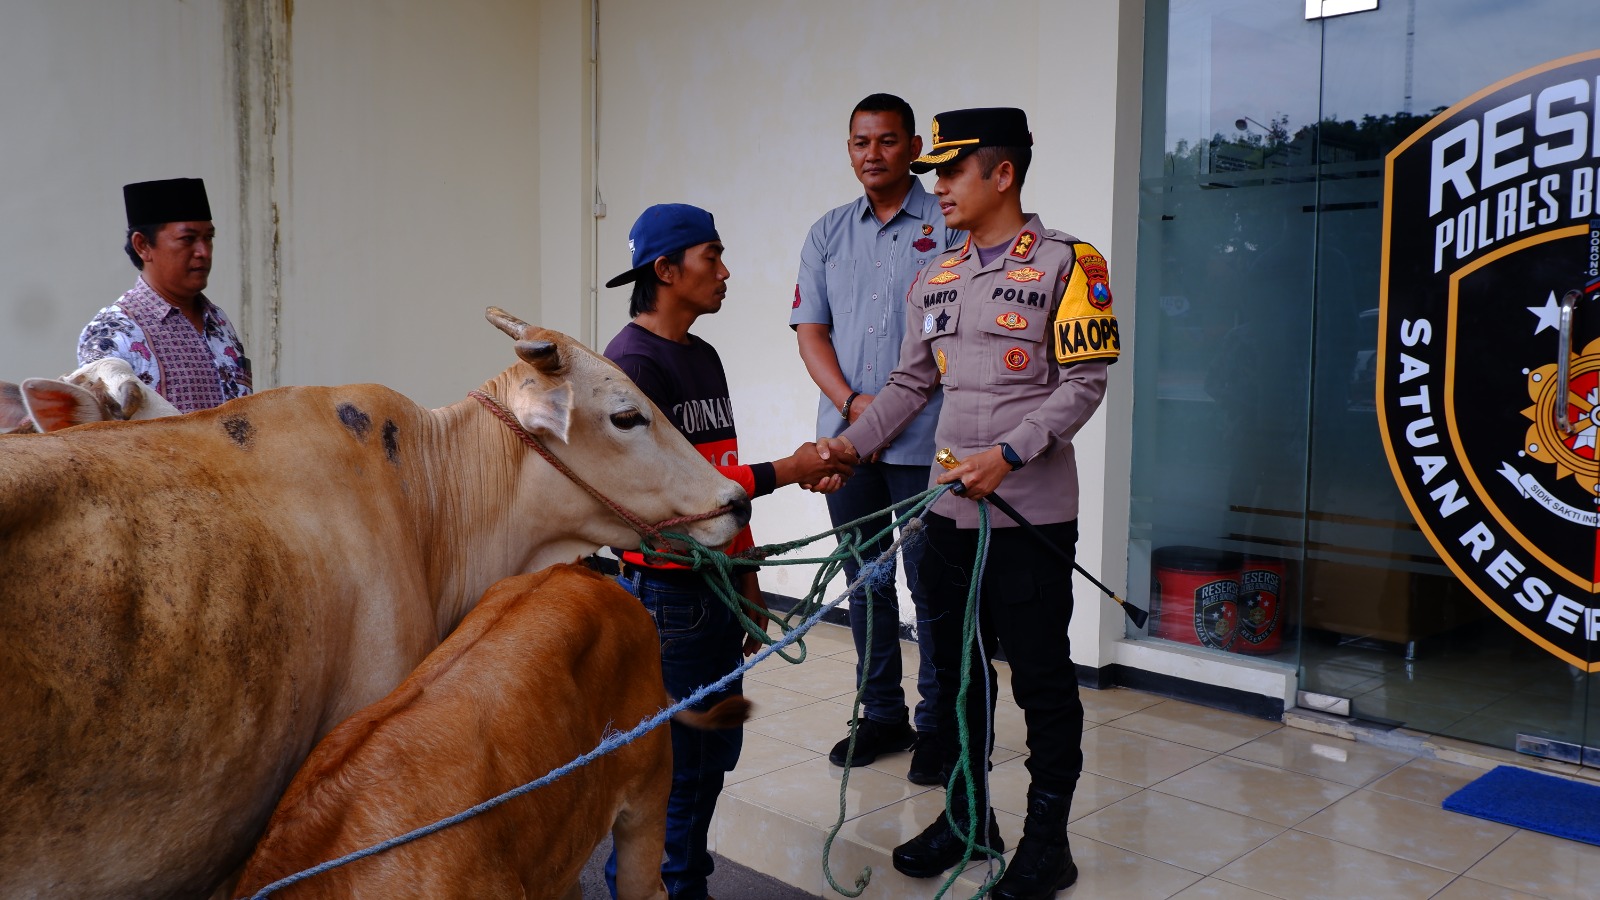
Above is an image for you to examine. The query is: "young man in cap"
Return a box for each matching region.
[78,178,252,411]
[603,202,850,900]
[791,92,963,784]
[819,108,1120,898]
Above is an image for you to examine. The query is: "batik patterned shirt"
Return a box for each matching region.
[77,277,252,412]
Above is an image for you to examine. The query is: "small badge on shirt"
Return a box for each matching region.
[996,311,1029,331]
[1004,347,1030,370]
[913,237,936,252]
[1006,267,1045,283]
[1010,231,1037,258]
[936,348,948,374]
[923,312,935,334]
[928,271,960,285]
[922,224,935,236]
[793,284,802,309]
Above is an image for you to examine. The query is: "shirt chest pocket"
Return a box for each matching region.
[825,259,857,316]
[976,300,1051,385]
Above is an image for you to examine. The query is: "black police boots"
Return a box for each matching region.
[891,793,1005,878]
[991,785,1077,899]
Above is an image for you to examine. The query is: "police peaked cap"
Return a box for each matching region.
[911,108,1033,174]
[124,178,212,228]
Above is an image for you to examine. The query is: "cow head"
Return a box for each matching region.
[0,358,180,434]
[484,307,750,555]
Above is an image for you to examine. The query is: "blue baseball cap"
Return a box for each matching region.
[605,203,721,288]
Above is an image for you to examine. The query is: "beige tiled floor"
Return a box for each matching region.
[709,622,1600,899]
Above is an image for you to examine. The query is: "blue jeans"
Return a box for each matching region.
[606,568,744,900]
[825,461,940,731]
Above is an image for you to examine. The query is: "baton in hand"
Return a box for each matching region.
[935,449,1150,629]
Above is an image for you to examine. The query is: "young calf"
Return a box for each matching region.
[234,563,749,900]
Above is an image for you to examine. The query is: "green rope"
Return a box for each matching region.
[632,483,1007,899]
[637,486,946,664]
[934,500,1006,899]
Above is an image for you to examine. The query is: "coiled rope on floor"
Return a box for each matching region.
[245,482,1007,899]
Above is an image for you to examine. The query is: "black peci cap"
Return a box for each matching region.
[910,108,1033,174]
[123,178,212,228]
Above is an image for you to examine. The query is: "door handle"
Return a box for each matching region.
[1556,290,1583,435]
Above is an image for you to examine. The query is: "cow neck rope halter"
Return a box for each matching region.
[467,389,733,547]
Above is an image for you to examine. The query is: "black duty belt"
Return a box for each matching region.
[622,564,706,586]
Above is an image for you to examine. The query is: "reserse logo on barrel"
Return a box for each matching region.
[1377,50,1600,672]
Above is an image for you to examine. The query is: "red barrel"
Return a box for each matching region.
[1151,547,1240,651]
[1235,557,1286,655]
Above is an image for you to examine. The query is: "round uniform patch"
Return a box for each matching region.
[923,313,935,334]
[936,348,948,375]
[1004,347,1029,370]
[922,223,934,235]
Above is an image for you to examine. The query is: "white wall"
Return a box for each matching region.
[279,0,544,407]
[0,1,237,380]
[0,1,549,411]
[588,0,1143,666]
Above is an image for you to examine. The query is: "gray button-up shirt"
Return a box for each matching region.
[791,179,963,467]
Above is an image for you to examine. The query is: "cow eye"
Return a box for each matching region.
[610,409,647,430]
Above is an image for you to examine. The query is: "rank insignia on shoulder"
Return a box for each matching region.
[1004,347,1030,370]
[922,223,934,235]
[1010,231,1036,258]
[936,348,948,374]
[996,311,1028,330]
[1006,267,1045,283]
[928,271,960,285]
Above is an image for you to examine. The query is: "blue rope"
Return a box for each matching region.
[245,522,923,899]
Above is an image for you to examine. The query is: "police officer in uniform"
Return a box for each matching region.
[818,107,1119,899]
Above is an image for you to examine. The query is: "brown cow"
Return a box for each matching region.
[235,564,749,900]
[0,308,747,899]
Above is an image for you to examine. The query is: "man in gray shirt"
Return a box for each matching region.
[791,93,962,784]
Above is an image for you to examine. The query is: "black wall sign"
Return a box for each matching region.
[1380,50,1600,671]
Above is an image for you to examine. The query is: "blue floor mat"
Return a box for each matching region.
[1442,764,1600,846]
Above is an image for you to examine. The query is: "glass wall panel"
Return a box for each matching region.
[1307,1,1597,752]
[1130,0,1323,663]
[1135,0,1596,757]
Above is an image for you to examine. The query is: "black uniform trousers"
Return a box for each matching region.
[918,511,1085,804]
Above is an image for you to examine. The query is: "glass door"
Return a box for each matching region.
[1305,3,1597,760]
[1132,0,1598,762]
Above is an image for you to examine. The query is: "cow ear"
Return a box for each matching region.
[515,340,566,375]
[486,306,532,339]
[20,378,102,432]
[0,382,32,433]
[517,382,573,443]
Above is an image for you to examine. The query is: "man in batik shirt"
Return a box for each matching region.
[78,178,252,412]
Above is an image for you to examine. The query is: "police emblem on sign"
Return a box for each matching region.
[1378,50,1600,671]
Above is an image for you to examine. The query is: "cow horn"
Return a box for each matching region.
[486,306,532,339]
[515,340,564,375]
